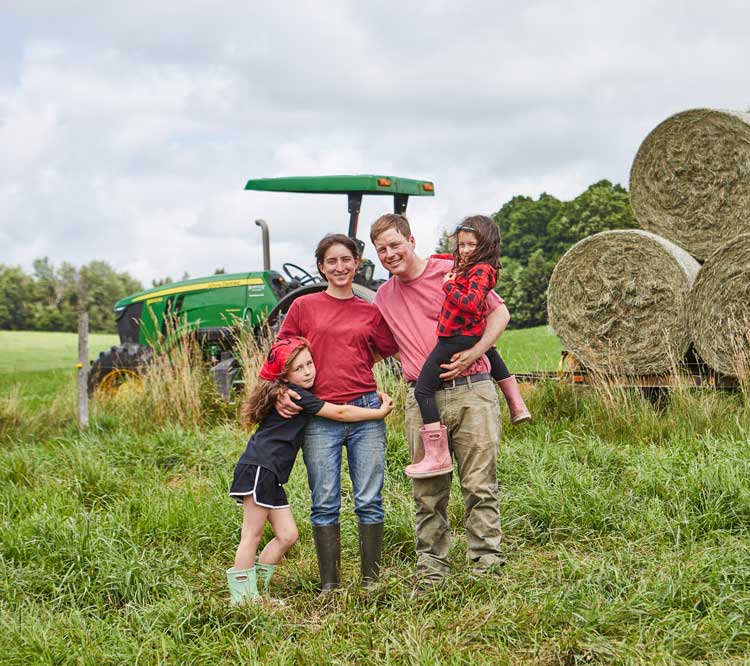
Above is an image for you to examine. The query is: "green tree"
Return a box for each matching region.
[79,261,143,333]
[29,258,70,331]
[494,193,563,261]
[491,181,636,329]
[497,251,555,329]
[546,180,637,257]
[0,265,34,329]
[0,258,143,333]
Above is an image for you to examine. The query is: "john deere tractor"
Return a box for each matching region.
[88,174,435,397]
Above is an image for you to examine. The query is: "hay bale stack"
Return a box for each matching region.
[548,230,700,375]
[629,109,750,261]
[689,233,750,377]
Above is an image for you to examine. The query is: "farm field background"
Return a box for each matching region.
[0,326,563,403]
[0,331,119,406]
[1,326,749,664]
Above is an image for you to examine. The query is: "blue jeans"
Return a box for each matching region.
[302,391,386,527]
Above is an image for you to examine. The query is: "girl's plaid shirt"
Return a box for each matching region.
[437,263,497,337]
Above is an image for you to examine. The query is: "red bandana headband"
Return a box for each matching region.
[259,337,309,381]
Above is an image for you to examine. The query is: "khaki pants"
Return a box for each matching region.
[405,377,504,579]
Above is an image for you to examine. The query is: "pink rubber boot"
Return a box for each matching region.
[498,375,531,424]
[405,425,453,479]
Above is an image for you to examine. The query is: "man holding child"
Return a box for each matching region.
[370,213,509,587]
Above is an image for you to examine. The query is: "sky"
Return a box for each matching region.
[1,1,749,287]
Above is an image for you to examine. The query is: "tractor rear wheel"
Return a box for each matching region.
[88,343,153,396]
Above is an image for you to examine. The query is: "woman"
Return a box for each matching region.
[277,234,398,591]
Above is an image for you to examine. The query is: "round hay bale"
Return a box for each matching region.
[689,233,750,377]
[548,230,700,375]
[630,109,750,261]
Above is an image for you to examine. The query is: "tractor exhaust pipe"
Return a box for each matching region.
[255,219,270,271]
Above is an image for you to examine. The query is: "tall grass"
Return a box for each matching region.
[93,328,242,430]
[2,337,750,664]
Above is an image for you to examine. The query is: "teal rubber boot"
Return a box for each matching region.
[255,561,277,594]
[226,566,259,605]
[256,561,286,606]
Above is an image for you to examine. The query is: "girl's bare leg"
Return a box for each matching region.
[257,507,299,565]
[234,496,269,570]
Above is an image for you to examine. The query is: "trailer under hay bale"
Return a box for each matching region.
[689,232,750,380]
[629,108,750,261]
[547,229,700,378]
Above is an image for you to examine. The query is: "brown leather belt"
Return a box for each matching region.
[407,372,492,390]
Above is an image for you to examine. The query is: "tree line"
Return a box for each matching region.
[437,180,637,329]
[2,180,635,334]
[0,258,143,333]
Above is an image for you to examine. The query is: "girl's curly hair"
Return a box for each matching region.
[240,342,310,428]
[452,215,502,283]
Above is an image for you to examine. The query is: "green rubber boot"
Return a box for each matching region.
[256,561,287,606]
[226,566,259,605]
[312,524,341,593]
[358,522,384,588]
[255,561,277,594]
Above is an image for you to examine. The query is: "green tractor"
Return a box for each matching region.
[88,174,435,397]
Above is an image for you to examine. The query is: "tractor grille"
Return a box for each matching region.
[116,303,143,343]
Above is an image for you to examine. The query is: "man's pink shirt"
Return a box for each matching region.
[374,257,504,382]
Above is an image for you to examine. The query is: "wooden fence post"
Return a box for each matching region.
[77,312,89,429]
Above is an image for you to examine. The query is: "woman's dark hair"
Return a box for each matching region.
[453,215,502,279]
[314,234,360,280]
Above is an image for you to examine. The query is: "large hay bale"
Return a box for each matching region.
[548,230,700,374]
[630,109,750,261]
[689,233,750,377]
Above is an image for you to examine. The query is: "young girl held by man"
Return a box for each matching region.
[407,215,531,479]
[227,336,394,604]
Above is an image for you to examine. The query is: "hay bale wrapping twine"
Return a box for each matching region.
[629,108,750,261]
[689,233,750,377]
[548,230,700,375]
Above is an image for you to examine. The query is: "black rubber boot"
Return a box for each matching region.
[358,521,384,588]
[312,524,340,592]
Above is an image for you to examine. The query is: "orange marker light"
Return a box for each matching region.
[422,182,434,192]
[377,178,392,187]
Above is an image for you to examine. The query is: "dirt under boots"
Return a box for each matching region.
[405,425,453,479]
[498,375,531,424]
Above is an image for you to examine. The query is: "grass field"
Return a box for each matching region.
[1,328,749,664]
[498,325,563,372]
[0,330,119,373]
[0,331,119,406]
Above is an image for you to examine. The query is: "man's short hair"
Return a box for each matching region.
[370,213,412,244]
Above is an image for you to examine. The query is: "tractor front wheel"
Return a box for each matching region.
[88,343,153,397]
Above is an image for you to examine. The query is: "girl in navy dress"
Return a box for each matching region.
[227,336,394,604]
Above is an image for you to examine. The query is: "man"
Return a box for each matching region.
[370,213,509,586]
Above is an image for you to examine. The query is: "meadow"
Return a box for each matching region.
[0,331,118,407]
[1,327,749,665]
